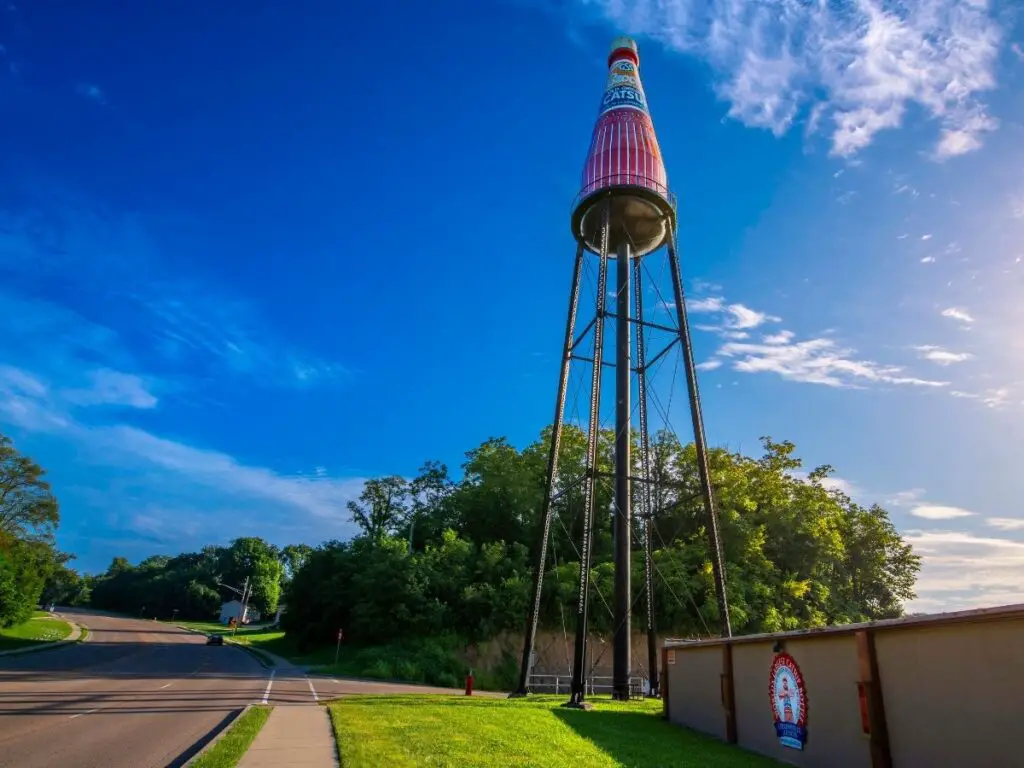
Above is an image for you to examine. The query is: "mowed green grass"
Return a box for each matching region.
[327,695,781,768]
[190,706,272,768]
[0,616,74,651]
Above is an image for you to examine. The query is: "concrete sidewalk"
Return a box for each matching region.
[237,705,338,767]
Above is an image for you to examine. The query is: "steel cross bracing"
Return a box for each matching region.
[514,202,731,705]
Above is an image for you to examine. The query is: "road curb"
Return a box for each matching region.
[0,617,85,657]
[181,705,249,767]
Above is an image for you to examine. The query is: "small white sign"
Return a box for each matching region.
[667,649,676,665]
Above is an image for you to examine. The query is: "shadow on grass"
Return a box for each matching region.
[552,706,780,768]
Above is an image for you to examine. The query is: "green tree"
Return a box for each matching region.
[0,434,59,542]
[219,537,283,616]
[348,476,410,540]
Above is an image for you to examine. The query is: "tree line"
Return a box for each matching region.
[282,427,920,648]
[1,426,921,650]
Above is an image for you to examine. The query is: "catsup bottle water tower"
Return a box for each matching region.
[516,37,732,707]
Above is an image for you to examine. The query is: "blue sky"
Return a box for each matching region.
[1,0,1022,613]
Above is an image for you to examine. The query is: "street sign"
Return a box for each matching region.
[667,649,676,665]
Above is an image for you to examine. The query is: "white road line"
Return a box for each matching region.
[332,679,340,684]
[160,683,173,689]
[306,676,319,702]
[261,669,276,704]
[70,708,98,719]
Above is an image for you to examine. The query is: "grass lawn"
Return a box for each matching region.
[327,695,781,768]
[0,616,74,651]
[190,706,272,768]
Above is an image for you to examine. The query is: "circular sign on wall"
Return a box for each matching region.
[769,652,808,750]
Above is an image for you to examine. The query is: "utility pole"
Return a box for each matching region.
[218,576,251,634]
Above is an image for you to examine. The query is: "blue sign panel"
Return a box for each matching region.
[600,85,648,115]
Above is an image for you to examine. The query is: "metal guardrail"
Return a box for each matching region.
[527,673,649,697]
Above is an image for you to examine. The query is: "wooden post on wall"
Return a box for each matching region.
[661,646,670,720]
[721,642,737,743]
[855,630,892,768]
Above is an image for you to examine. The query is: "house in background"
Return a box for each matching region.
[219,600,261,625]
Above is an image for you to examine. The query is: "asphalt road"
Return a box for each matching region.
[0,609,492,768]
[0,609,304,768]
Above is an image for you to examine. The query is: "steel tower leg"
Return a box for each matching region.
[567,201,611,708]
[667,225,732,638]
[515,243,587,697]
[612,240,632,701]
[632,256,659,697]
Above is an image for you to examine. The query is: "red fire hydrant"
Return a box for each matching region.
[465,670,474,696]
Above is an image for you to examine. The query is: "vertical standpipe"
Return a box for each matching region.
[612,240,632,701]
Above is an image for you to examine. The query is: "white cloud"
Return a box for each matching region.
[1011,195,1024,219]
[763,330,794,345]
[932,109,999,160]
[897,233,909,239]
[886,488,926,507]
[949,387,1010,409]
[727,303,780,329]
[576,0,1004,157]
[921,256,936,264]
[791,470,858,498]
[903,529,1024,613]
[987,517,1024,531]
[686,296,779,329]
[921,234,933,241]
[912,345,973,366]
[63,369,158,409]
[910,504,975,519]
[686,297,724,313]
[1013,42,1024,61]
[716,336,947,388]
[941,307,975,323]
[696,359,722,371]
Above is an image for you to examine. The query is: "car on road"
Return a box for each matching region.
[206,633,224,646]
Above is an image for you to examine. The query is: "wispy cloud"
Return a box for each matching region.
[0,187,350,392]
[886,488,926,507]
[941,307,975,323]
[913,345,973,366]
[763,330,794,345]
[62,369,158,409]
[0,365,366,529]
[910,504,975,520]
[696,359,722,371]
[921,256,936,264]
[567,0,1004,158]
[75,82,105,105]
[949,388,1010,409]
[987,517,1024,531]
[712,336,947,389]
[1013,43,1024,62]
[904,529,1024,613]
[686,296,780,330]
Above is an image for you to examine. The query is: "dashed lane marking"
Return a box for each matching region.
[261,669,276,704]
[306,676,319,702]
[69,709,98,719]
